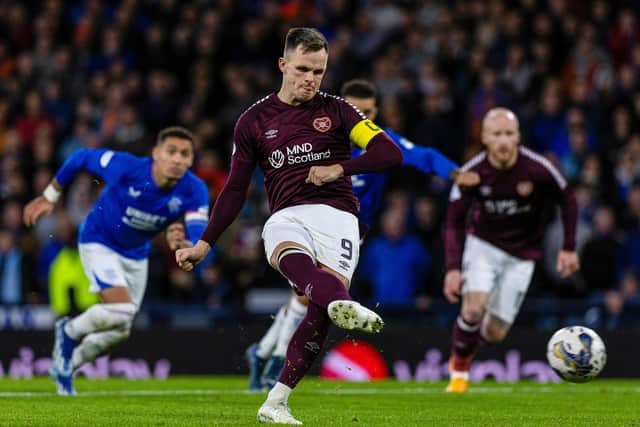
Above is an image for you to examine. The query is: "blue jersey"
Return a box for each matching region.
[56,149,209,260]
[352,128,457,226]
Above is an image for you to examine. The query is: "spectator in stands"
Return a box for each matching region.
[0,227,23,305]
[580,206,621,293]
[618,182,640,279]
[15,91,56,148]
[359,208,431,308]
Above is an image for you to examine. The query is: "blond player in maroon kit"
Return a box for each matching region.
[175,28,402,424]
[444,108,580,393]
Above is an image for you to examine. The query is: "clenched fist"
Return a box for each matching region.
[175,240,211,271]
[305,164,344,186]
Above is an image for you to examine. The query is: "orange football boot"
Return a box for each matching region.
[446,359,469,393]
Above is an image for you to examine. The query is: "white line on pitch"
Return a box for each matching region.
[0,386,637,398]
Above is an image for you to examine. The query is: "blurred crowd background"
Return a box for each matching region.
[1,0,640,330]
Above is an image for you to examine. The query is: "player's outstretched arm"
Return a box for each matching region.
[386,130,481,187]
[547,161,578,278]
[24,149,132,227]
[23,179,63,227]
[388,129,456,177]
[175,156,254,271]
[443,184,474,303]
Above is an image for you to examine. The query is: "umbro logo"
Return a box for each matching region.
[304,283,313,298]
[128,186,141,198]
[338,260,350,271]
[265,129,279,139]
[304,341,321,353]
[479,185,492,196]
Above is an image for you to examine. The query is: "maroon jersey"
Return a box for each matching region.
[445,146,577,270]
[233,92,366,215]
[199,91,401,246]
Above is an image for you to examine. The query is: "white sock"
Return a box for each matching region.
[65,303,136,340]
[256,306,286,359]
[274,298,307,357]
[457,316,480,332]
[72,328,130,370]
[450,371,470,380]
[266,382,292,404]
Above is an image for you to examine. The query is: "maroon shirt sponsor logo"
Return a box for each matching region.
[268,149,285,169]
[313,116,332,132]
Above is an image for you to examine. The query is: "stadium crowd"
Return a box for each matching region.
[1,0,640,329]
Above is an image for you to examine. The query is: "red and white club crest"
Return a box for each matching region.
[313,116,332,132]
[516,180,534,196]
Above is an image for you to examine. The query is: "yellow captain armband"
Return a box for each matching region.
[349,119,383,149]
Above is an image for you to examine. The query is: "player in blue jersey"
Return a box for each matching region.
[23,126,209,395]
[242,79,480,391]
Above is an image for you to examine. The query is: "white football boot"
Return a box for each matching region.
[257,401,302,425]
[327,300,384,333]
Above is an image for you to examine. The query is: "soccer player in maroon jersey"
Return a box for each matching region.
[244,79,481,393]
[443,108,579,393]
[175,28,402,424]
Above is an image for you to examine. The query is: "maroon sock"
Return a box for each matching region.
[450,316,481,371]
[278,302,330,389]
[278,251,351,309]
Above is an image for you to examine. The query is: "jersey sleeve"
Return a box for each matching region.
[535,158,577,251]
[184,179,211,245]
[385,128,458,180]
[444,183,474,271]
[200,117,257,246]
[55,149,134,186]
[230,114,257,164]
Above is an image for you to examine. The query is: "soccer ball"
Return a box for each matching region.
[546,326,607,383]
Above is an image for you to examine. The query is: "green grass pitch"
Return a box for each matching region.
[0,377,638,426]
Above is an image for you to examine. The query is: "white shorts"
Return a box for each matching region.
[461,235,534,324]
[78,243,148,308]
[262,204,360,282]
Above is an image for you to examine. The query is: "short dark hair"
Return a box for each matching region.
[340,79,377,99]
[157,126,194,145]
[284,27,328,55]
